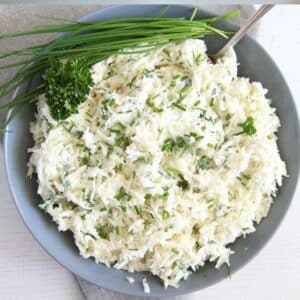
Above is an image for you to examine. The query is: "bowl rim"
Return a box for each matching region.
[3,4,300,298]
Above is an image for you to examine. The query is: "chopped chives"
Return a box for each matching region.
[172,102,186,111]
[115,226,120,235]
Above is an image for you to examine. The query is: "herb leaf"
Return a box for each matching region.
[197,156,213,170]
[161,138,176,153]
[236,116,256,136]
[45,58,93,120]
[96,226,110,240]
[177,174,189,190]
[115,187,132,201]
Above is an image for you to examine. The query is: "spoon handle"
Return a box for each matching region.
[213,5,274,60]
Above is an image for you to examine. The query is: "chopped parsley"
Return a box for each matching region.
[144,193,152,200]
[161,138,176,153]
[137,156,152,164]
[96,226,110,240]
[115,187,132,201]
[114,135,130,149]
[39,193,57,211]
[44,58,93,121]
[225,113,231,121]
[235,116,256,136]
[176,136,189,148]
[177,174,189,190]
[115,163,124,173]
[81,157,90,166]
[161,133,198,153]
[197,156,213,170]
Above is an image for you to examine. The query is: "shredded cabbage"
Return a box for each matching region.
[28,39,286,288]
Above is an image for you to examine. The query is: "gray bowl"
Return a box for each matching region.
[4,5,300,298]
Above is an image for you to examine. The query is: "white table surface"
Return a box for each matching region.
[0,5,300,300]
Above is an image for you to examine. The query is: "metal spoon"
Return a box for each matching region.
[210,5,274,62]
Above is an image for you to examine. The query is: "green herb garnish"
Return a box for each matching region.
[159,191,169,201]
[81,156,90,166]
[146,94,163,113]
[115,163,124,172]
[193,51,202,64]
[170,74,181,87]
[142,68,154,78]
[161,209,170,220]
[172,248,179,254]
[207,198,215,209]
[96,226,110,240]
[235,116,256,136]
[172,101,186,111]
[226,264,232,279]
[225,113,231,121]
[161,138,176,153]
[115,226,120,235]
[189,132,203,141]
[177,174,189,190]
[115,187,131,201]
[199,109,215,124]
[195,241,202,252]
[176,136,189,148]
[161,134,192,153]
[120,205,127,212]
[44,58,93,120]
[237,173,252,186]
[172,261,177,269]
[114,135,130,149]
[197,156,213,170]
[134,204,142,215]
[144,193,152,200]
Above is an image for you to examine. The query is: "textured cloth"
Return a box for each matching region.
[76,4,259,300]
